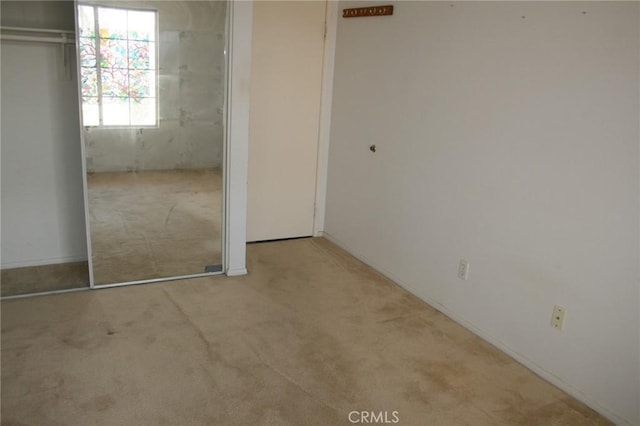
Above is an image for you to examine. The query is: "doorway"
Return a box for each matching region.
[247,1,328,242]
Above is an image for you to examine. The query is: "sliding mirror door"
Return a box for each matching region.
[76,1,227,286]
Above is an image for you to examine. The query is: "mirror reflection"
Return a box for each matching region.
[78,1,226,285]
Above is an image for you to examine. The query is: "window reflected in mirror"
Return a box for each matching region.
[78,5,157,127]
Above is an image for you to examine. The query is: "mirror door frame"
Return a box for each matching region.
[223,0,251,277]
[75,0,251,288]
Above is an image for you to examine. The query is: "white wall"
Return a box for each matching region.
[325,2,639,425]
[1,42,87,268]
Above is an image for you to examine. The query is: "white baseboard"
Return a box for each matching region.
[226,267,248,277]
[321,231,631,426]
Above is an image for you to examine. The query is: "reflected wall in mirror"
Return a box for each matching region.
[77,0,227,285]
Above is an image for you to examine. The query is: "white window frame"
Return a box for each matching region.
[78,4,159,128]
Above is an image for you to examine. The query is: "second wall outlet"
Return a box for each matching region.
[551,305,566,330]
[458,259,469,280]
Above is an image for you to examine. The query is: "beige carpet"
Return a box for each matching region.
[1,238,610,425]
[87,169,223,285]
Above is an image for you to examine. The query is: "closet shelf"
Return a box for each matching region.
[0,26,75,44]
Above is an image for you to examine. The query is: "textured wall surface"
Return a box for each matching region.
[83,1,227,172]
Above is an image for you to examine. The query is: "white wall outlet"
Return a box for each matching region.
[551,305,566,330]
[458,259,469,280]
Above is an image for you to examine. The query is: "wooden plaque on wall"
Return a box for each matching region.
[342,5,394,18]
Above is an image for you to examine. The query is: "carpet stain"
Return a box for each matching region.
[413,359,470,397]
[81,394,116,412]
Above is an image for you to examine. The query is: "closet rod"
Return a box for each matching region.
[0,34,73,44]
[0,34,75,44]
[1,25,75,35]
[0,26,75,44]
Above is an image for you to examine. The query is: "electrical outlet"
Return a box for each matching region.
[551,305,566,330]
[458,259,469,280]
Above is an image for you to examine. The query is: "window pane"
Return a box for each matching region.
[129,69,155,99]
[100,38,128,68]
[103,97,130,125]
[79,37,97,67]
[101,69,129,97]
[83,6,158,128]
[130,98,156,126]
[82,96,100,126]
[80,67,98,97]
[78,6,95,37]
[129,40,155,69]
[128,10,155,42]
[98,7,127,39]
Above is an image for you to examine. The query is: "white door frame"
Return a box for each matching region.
[225,0,253,276]
[313,0,338,237]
